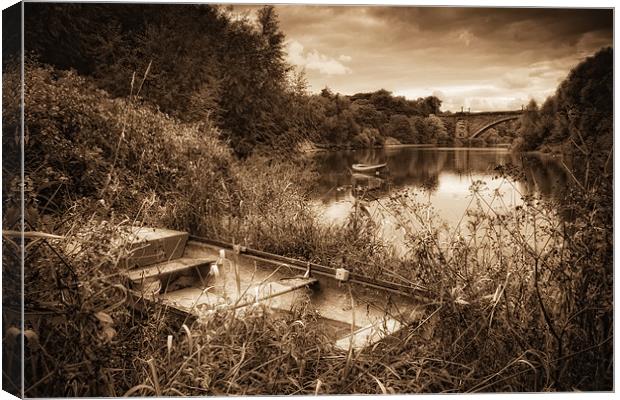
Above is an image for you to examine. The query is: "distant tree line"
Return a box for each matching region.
[24,5,609,157]
[23,3,450,155]
[308,87,448,147]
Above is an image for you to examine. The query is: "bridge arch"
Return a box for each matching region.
[469,115,520,139]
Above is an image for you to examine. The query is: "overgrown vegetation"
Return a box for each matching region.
[2,3,612,396]
[22,3,463,153]
[513,47,613,157]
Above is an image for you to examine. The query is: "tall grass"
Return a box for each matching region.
[3,63,612,395]
[129,160,609,393]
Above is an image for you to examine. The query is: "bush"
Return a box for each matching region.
[3,61,612,396]
[13,62,235,236]
[516,47,612,155]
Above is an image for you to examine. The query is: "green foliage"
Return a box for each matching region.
[386,114,414,143]
[24,3,451,153]
[515,47,612,156]
[10,6,613,395]
[421,114,449,143]
[4,57,612,395]
[25,3,297,157]
[14,62,235,235]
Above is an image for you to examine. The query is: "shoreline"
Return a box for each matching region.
[302,142,515,154]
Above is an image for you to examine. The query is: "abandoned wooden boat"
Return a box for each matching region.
[120,227,431,351]
[351,163,387,173]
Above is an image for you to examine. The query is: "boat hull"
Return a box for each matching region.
[126,235,426,351]
[351,163,387,173]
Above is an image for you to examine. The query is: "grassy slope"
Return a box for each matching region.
[2,64,612,395]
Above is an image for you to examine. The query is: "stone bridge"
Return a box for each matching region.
[438,110,524,139]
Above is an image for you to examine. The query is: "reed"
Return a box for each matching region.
[4,62,611,396]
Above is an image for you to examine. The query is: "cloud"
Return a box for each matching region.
[286,39,352,76]
[501,72,530,90]
[457,30,474,47]
[270,6,612,111]
[575,30,613,57]
[432,90,446,99]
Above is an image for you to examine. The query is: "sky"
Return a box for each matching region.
[236,6,612,112]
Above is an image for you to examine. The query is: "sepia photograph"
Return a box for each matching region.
[1,1,614,397]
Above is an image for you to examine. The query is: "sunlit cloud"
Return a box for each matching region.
[240,6,612,111]
[457,30,475,47]
[286,39,352,76]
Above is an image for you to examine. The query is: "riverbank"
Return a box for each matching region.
[299,139,513,155]
[4,63,612,395]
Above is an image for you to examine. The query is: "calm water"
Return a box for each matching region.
[310,147,569,246]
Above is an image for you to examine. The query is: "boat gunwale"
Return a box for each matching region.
[188,236,433,301]
[351,163,387,172]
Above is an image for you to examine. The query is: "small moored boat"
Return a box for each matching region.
[351,163,387,173]
[121,227,430,352]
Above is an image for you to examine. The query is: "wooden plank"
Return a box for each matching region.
[157,277,317,316]
[335,317,402,351]
[118,227,189,268]
[126,257,215,283]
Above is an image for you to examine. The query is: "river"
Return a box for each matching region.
[309,147,569,252]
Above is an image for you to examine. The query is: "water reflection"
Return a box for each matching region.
[311,147,569,228]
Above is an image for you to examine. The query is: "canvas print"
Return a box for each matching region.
[1,2,613,397]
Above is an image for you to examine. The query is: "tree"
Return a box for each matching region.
[212,6,294,155]
[323,111,359,144]
[552,47,612,152]
[320,87,334,99]
[288,68,309,98]
[366,89,414,117]
[386,114,413,143]
[409,117,426,143]
[514,47,612,156]
[484,127,500,144]
[416,96,442,115]
[25,3,227,119]
[25,3,299,157]
[514,99,544,151]
[421,115,448,143]
[351,101,386,129]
